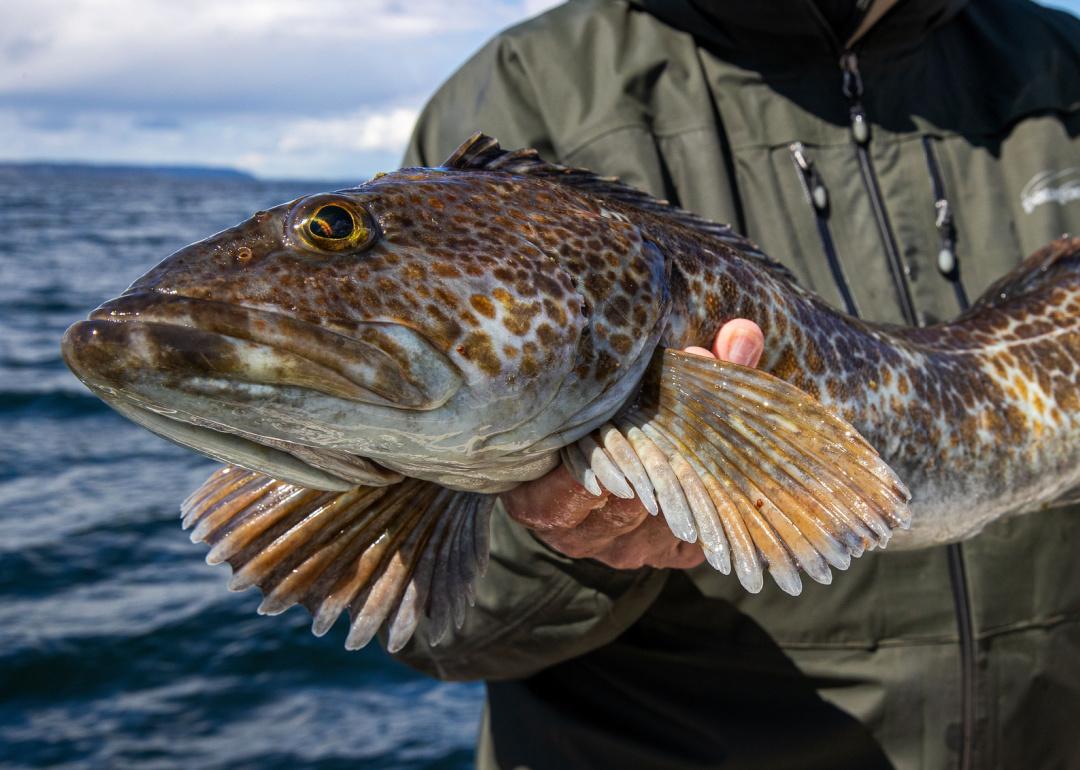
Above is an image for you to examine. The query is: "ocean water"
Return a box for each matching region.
[0,167,484,769]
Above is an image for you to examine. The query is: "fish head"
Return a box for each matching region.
[62,168,670,490]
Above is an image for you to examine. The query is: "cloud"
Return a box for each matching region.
[0,106,415,180]
[0,0,560,113]
[278,107,420,155]
[0,0,561,177]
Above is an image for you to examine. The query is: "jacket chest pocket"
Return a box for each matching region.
[729,136,1031,325]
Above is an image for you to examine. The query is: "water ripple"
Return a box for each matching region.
[0,168,483,769]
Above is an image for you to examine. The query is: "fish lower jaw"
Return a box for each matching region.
[93,380,407,491]
[373,450,561,493]
[92,385,361,489]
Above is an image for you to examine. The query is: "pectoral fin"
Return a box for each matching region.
[180,466,493,651]
[564,349,911,595]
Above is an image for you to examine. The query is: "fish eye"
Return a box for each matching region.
[309,205,355,240]
[291,196,377,254]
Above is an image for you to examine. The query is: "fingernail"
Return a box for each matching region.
[728,333,759,365]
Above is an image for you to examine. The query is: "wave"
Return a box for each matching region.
[0,390,111,417]
[0,297,93,315]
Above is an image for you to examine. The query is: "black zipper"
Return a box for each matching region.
[789,142,859,316]
[840,52,923,326]
[922,136,971,310]
[838,48,976,770]
[796,6,978,760]
[921,136,977,770]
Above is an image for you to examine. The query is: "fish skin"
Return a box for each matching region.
[62,158,673,492]
[659,234,1080,547]
[63,135,1080,556]
[619,200,1080,546]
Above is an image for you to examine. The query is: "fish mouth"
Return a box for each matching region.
[66,292,461,408]
[61,292,459,489]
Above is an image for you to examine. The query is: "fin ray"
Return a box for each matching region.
[574,349,910,593]
[181,467,494,649]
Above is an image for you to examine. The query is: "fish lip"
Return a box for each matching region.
[81,292,462,409]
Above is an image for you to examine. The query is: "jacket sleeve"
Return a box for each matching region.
[387,35,670,682]
[390,503,668,681]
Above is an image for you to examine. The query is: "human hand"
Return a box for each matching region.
[501,319,765,569]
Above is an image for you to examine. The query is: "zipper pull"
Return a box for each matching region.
[934,198,957,276]
[790,142,829,212]
[922,137,961,280]
[840,52,870,145]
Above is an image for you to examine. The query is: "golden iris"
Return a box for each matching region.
[298,200,374,252]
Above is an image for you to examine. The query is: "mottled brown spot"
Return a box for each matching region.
[771,347,800,382]
[543,298,568,326]
[432,262,461,278]
[609,333,632,355]
[470,295,496,319]
[433,287,460,310]
[402,263,426,281]
[457,332,501,375]
[536,323,558,347]
[593,350,619,381]
[585,273,613,301]
[502,301,540,336]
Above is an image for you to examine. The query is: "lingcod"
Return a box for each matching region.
[61,134,1080,651]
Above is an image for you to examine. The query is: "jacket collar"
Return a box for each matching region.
[631,0,969,57]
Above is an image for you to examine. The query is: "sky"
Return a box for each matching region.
[0,0,560,179]
[2,0,1078,180]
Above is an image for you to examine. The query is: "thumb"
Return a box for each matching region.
[714,319,764,367]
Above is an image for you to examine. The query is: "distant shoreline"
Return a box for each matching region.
[0,160,363,186]
[0,160,256,181]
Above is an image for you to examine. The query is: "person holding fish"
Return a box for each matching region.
[390,1,1080,768]
[60,0,1080,768]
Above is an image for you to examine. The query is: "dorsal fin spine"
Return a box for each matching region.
[962,235,1080,318]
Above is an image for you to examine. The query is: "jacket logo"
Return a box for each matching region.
[1021,168,1080,214]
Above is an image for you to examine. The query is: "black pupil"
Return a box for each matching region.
[309,205,354,239]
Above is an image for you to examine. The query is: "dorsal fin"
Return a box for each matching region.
[442,133,793,280]
[961,235,1080,318]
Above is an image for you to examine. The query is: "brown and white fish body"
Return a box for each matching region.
[61,135,1080,650]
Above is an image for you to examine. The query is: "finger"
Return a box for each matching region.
[683,345,715,359]
[572,496,651,540]
[714,318,764,367]
[659,541,707,570]
[528,495,651,559]
[589,512,705,570]
[583,518,665,569]
[501,465,610,531]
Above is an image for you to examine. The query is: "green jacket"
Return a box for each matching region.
[396,1,1080,767]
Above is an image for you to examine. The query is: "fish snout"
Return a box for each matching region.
[62,319,140,392]
[63,317,359,402]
